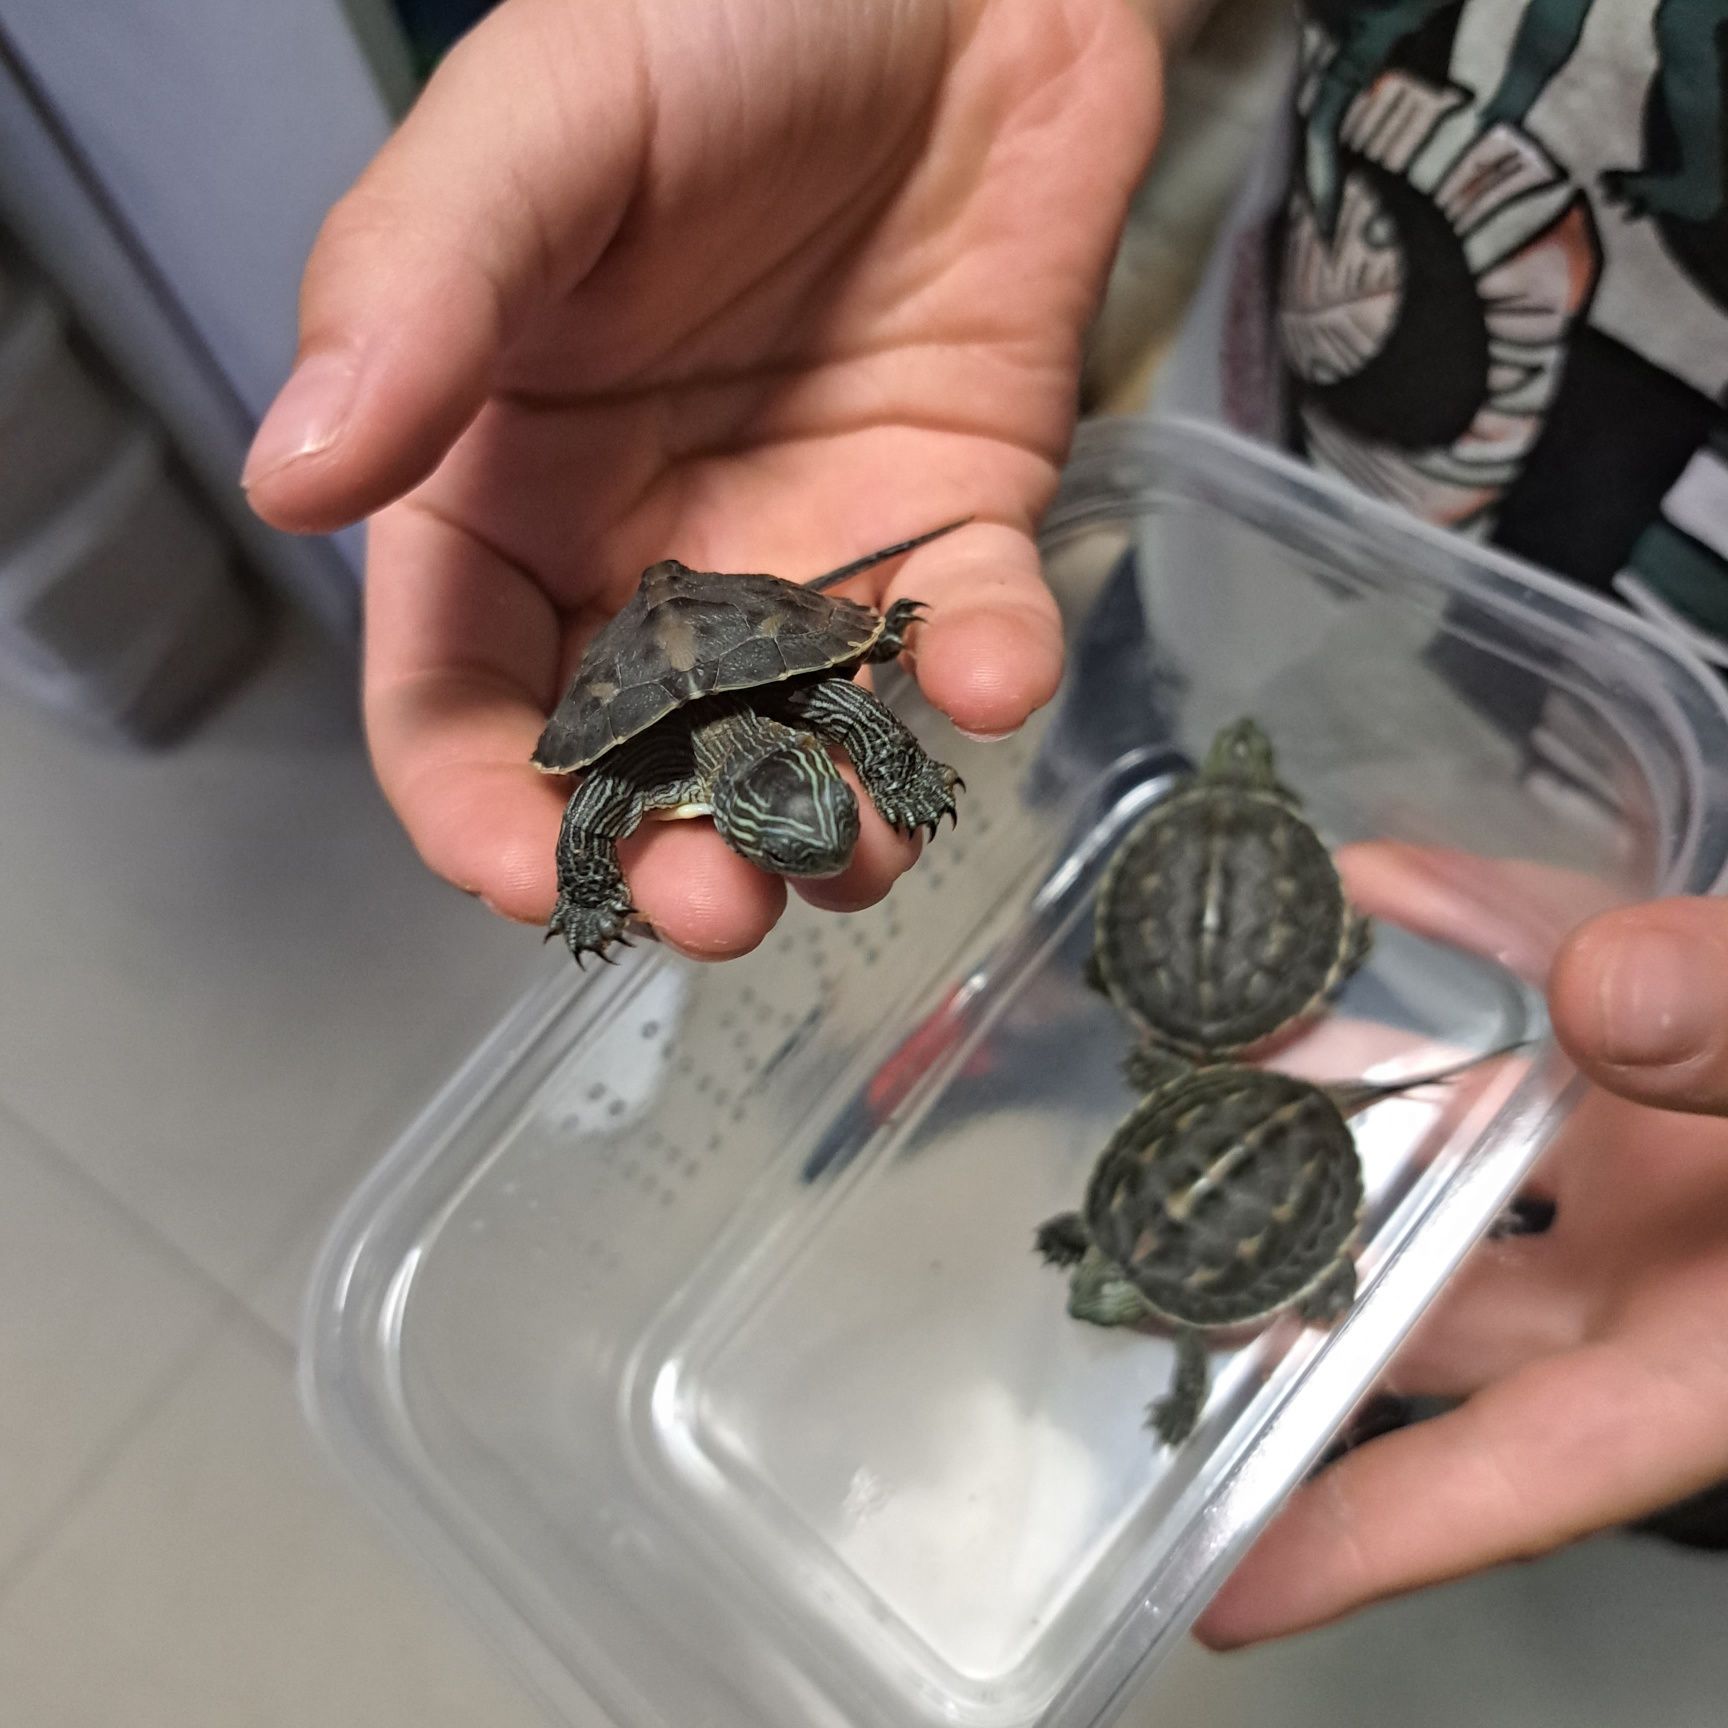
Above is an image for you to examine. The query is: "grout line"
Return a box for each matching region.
[0,1295,236,1606]
[0,1095,246,1316]
[0,1100,297,1605]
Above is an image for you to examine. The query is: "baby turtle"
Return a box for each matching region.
[1035,1044,1517,1446]
[1090,718,1371,1058]
[532,523,968,961]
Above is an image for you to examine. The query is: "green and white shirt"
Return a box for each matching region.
[1160,0,1728,665]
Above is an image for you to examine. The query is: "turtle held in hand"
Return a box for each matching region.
[1090,718,1371,1059]
[1035,1044,1518,1446]
[532,522,967,962]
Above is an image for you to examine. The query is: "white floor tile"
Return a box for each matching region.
[0,1318,554,1728]
[0,1107,223,1575]
[0,614,543,1300]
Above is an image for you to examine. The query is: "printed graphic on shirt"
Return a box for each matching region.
[1263,0,1728,630]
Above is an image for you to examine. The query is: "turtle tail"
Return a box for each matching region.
[804,518,972,592]
[1331,1040,1529,1114]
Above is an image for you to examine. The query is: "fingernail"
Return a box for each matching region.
[955,724,1016,743]
[241,350,360,488]
[1595,928,1717,1065]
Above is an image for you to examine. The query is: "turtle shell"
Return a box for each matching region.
[532,561,886,773]
[1093,782,1351,1054]
[1083,1066,1362,1329]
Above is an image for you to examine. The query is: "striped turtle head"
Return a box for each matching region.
[715,734,859,878]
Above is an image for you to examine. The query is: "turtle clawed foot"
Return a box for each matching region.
[1146,1394,1198,1449]
[546,889,636,966]
[875,755,963,843]
[1146,1330,1209,1447]
[1034,1213,1090,1267]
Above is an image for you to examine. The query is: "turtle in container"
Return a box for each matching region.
[1089,718,1372,1059]
[532,523,968,961]
[1035,1044,1519,1446]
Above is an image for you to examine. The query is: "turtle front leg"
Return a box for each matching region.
[775,675,960,837]
[1034,1211,1091,1267]
[1148,1326,1211,1446]
[865,598,926,662]
[549,734,702,962]
[550,770,644,963]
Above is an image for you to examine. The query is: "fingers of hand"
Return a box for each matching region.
[1379,1243,1584,1400]
[1550,898,1728,1115]
[618,823,787,958]
[1334,842,1616,981]
[243,0,645,530]
[885,521,1063,739]
[792,761,921,914]
[362,503,568,914]
[1196,1335,1728,1648]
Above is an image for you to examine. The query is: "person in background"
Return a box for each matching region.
[244,0,1728,1648]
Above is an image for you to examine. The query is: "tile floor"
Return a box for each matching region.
[2,597,1727,1728]
[0,610,554,1725]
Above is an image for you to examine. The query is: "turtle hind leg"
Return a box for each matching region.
[1034,1211,1090,1267]
[1123,1042,1192,1094]
[773,675,960,837]
[1147,1327,1210,1446]
[1297,1257,1357,1326]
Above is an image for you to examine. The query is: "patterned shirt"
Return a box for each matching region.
[1160,0,1728,666]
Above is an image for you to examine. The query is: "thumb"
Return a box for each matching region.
[242,1,646,533]
[1549,896,1728,1115]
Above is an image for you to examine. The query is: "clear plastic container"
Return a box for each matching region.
[302,417,1728,1728]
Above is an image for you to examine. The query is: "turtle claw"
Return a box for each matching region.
[547,883,634,965]
[870,754,963,843]
[1034,1213,1090,1267]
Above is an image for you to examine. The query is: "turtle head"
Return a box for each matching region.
[1201,718,1279,788]
[715,735,860,878]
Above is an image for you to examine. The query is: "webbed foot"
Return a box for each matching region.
[871,597,929,661]
[1034,1212,1090,1267]
[1146,1328,1210,1447]
[870,750,962,840]
[546,878,636,965]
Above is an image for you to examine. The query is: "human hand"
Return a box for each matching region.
[1195,846,1728,1647]
[243,0,1160,956]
